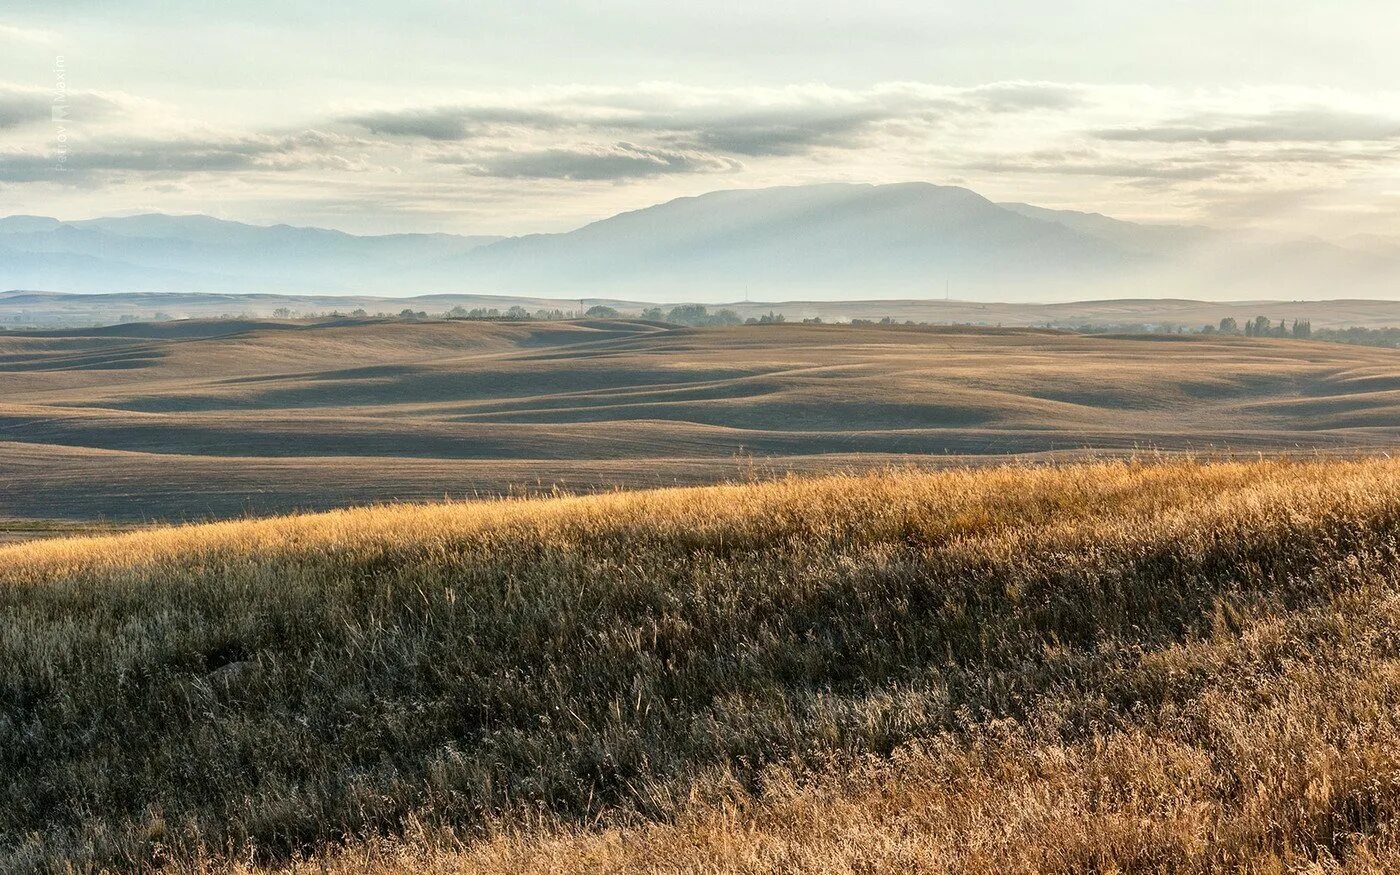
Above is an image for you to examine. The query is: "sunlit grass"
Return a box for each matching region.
[6,458,1400,872]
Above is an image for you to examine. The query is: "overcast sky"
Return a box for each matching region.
[2,1,1399,238]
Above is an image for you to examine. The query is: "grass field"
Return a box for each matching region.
[7,317,1400,524]
[6,457,1400,872]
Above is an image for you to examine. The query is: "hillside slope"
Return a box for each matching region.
[5,459,1400,871]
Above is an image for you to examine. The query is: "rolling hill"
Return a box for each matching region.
[8,317,1400,524]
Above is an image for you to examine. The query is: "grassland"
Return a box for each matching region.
[8,317,1400,524]
[6,457,1400,872]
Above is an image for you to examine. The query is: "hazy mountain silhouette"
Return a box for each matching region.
[2,183,1395,300]
[0,215,503,294]
[442,183,1141,298]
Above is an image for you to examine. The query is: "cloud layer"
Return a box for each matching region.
[2,78,1399,238]
[456,143,743,180]
[0,85,119,130]
[340,82,1084,178]
[1096,108,1400,144]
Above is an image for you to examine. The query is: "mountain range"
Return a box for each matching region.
[2,182,1397,300]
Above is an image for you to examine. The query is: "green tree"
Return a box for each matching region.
[665,304,710,326]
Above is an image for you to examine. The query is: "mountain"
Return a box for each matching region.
[999,200,1398,300]
[0,215,503,294]
[430,182,1398,299]
[2,183,1397,300]
[996,202,1215,254]
[0,216,65,234]
[440,183,1140,298]
[0,240,232,294]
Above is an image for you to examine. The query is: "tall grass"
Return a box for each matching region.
[4,459,1400,871]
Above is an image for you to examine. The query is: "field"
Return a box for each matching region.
[5,457,1400,872]
[7,317,1400,524]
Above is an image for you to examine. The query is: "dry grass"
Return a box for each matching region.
[6,458,1400,871]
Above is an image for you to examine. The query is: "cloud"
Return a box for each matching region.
[961,81,1084,112]
[0,94,48,129]
[340,86,931,159]
[650,101,939,157]
[0,80,1092,192]
[961,150,1227,182]
[956,146,1230,183]
[346,106,570,140]
[338,82,1077,162]
[654,109,891,157]
[1095,108,1400,144]
[0,130,369,183]
[459,142,743,180]
[1224,144,1400,166]
[0,85,120,130]
[0,23,54,44]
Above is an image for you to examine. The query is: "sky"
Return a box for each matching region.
[2,1,1399,239]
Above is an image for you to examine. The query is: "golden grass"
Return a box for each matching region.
[264,594,1400,874]
[7,458,1400,871]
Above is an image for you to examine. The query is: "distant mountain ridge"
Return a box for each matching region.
[0,214,504,295]
[2,182,1396,300]
[445,183,1139,298]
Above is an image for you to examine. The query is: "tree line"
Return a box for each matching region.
[104,306,1400,351]
[1206,316,1312,338]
